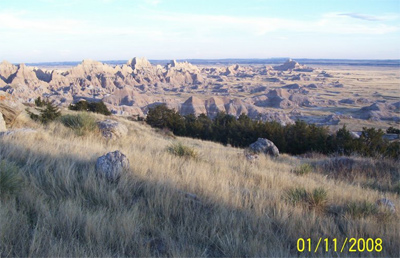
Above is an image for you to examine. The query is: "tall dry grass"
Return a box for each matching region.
[0,111,399,257]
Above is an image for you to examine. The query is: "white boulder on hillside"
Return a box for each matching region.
[249,138,279,157]
[95,150,130,181]
[97,119,128,139]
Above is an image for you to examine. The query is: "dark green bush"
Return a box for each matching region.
[69,101,111,116]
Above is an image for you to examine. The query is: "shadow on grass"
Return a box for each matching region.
[0,140,399,257]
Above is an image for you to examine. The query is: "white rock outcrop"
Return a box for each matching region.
[95,150,130,181]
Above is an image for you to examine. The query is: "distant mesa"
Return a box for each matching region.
[273,59,314,72]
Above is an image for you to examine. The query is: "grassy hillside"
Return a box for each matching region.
[0,111,399,257]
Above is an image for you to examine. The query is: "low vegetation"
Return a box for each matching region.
[312,157,400,195]
[285,187,328,210]
[0,111,398,257]
[346,200,378,219]
[60,113,98,136]
[167,143,198,159]
[146,105,400,158]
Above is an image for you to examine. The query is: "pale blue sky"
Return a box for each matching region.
[0,0,399,62]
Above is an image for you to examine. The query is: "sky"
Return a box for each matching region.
[0,0,399,62]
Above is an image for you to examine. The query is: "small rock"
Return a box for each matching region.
[97,119,128,139]
[376,198,396,213]
[95,150,130,181]
[249,138,279,157]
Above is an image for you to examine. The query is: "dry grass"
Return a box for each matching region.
[0,111,399,257]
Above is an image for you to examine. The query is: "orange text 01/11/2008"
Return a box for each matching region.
[296,238,383,253]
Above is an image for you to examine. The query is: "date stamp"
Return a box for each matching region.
[297,238,383,253]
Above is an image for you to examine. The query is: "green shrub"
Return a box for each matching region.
[286,187,328,210]
[346,201,378,219]
[309,187,328,209]
[292,163,313,176]
[69,101,111,116]
[0,160,23,199]
[286,187,308,205]
[167,143,197,159]
[60,113,98,136]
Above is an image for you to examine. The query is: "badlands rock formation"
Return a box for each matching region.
[1,58,398,128]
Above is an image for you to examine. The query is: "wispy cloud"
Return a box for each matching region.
[339,13,383,21]
[149,12,400,36]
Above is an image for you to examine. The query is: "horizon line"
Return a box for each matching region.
[7,57,399,66]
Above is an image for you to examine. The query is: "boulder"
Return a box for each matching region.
[0,91,25,127]
[97,119,128,139]
[249,138,279,157]
[0,112,6,132]
[95,150,130,181]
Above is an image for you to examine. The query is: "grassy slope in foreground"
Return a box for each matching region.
[0,111,399,257]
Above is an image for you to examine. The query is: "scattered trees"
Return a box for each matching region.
[146,105,399,158]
